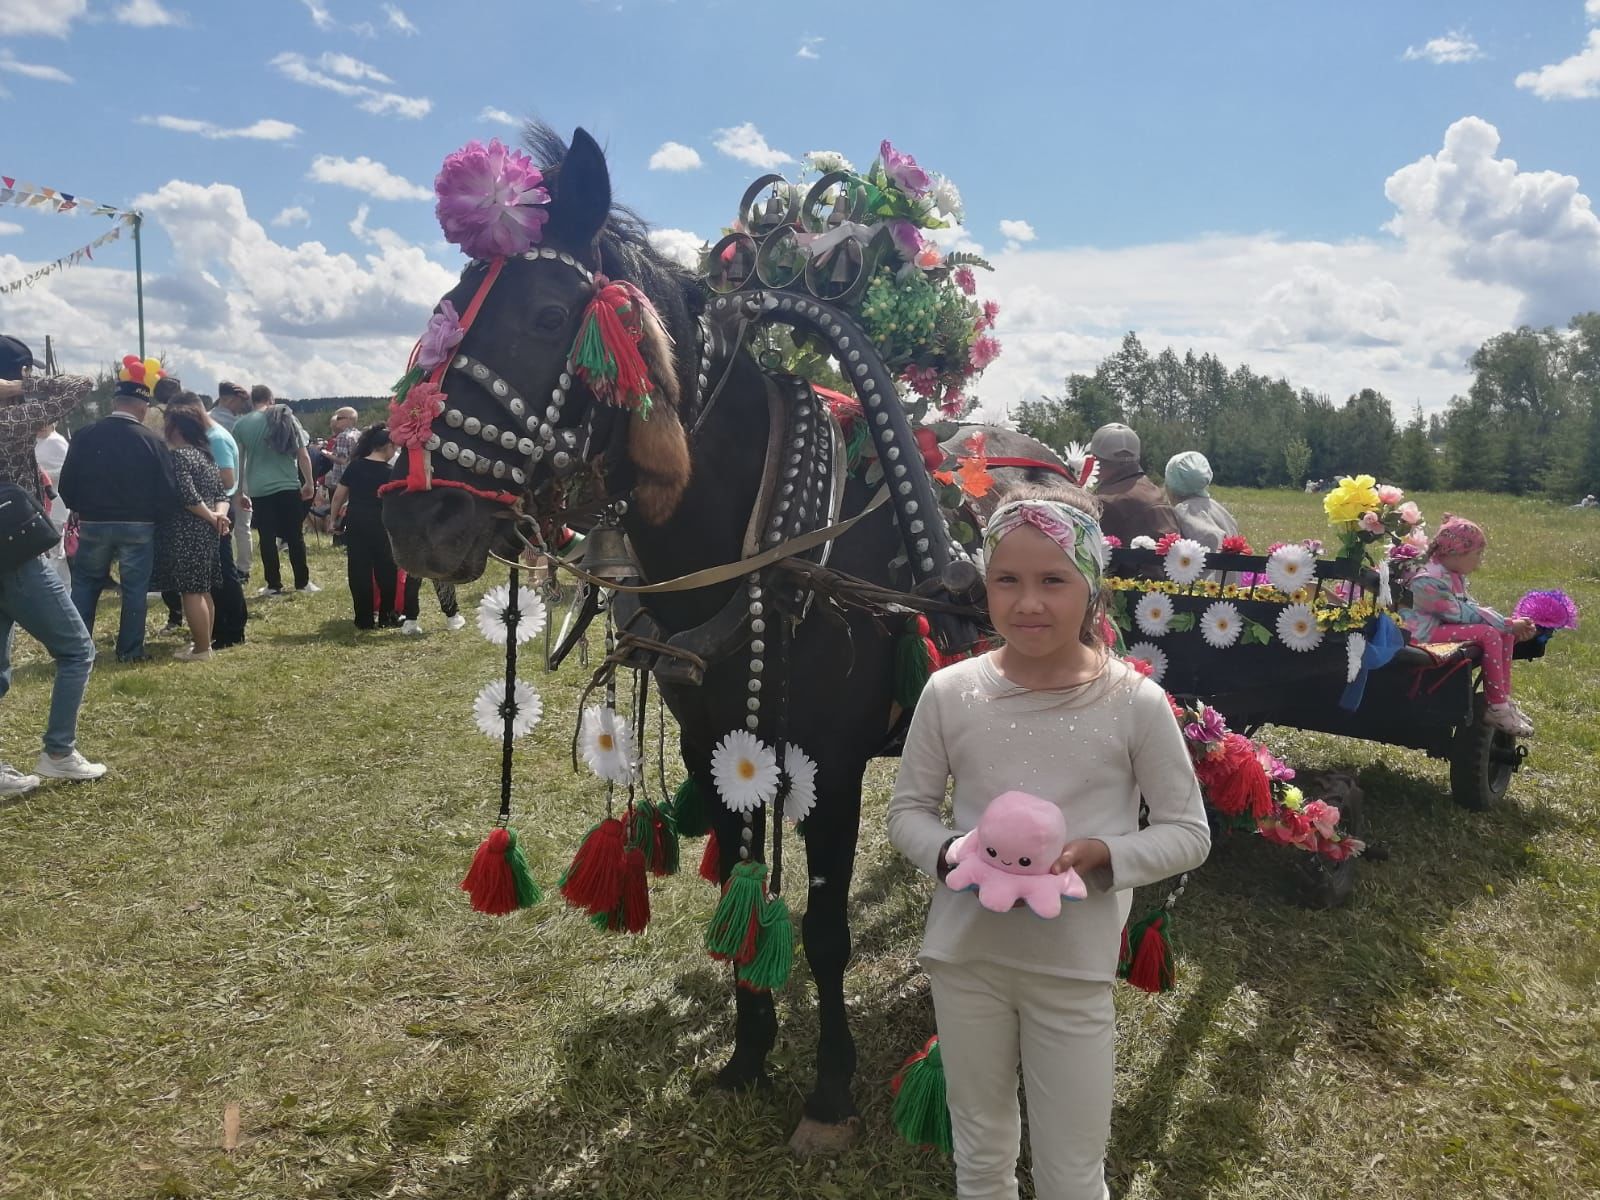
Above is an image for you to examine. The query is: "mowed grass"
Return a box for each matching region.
[0,490,1596,1200]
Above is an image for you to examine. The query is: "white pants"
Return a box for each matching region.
[926,959,1114,1200]
[232,500,252,579]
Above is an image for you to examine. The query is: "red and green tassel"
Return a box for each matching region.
[891,1035,953,1153]
[572,282,656,415]
[667,776,710,838]
[895,615,940,709]
[590,846,651,935]
[705,861,766,964]
[459,825,542,916]
[698,828,722,884]
[1118,908,1175,993]
[558,817,627,916]
[736,894,794,992]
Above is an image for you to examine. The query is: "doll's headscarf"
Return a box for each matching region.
[1430,513,1485,560]
[983,499,1109,590]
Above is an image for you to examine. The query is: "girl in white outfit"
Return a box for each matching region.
[888,484,1211,1200]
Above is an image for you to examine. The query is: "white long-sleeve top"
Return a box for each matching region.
[887,655,1211,982]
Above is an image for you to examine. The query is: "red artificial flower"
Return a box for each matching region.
[1155,531,1182,555]
[913,426,946,472]
[1194,733,1271,818]
[1221,535,1253,554]
[1127,655,1155,679]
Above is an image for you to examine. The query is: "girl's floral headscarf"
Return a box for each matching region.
[1430,513,1486,561]
[983,499,1109,589]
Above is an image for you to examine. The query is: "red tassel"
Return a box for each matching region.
[620,847,651,933]
[580,284,654,409]
[1125,916,1174,993]
[460,827,517,915]
[699,828,721,883]
[648,810,673,876]
[559,817,627,915]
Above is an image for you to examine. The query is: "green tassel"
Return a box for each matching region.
[505,827,542,909]
[705,861,767,964]
[668,776,710,838]
[572,310,616,386]
[892,1037,953,1154]
[736,895,794,991]
[894,620,934,710]
[391,365,425,403]
[843,415,871,471]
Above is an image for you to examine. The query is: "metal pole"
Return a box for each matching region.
[133,213,145,358]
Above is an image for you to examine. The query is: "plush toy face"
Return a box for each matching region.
[974,790,1066,876]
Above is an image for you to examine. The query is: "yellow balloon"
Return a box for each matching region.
[143,357,163,383]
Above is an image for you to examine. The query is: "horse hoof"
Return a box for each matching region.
[788,1115,862,1158]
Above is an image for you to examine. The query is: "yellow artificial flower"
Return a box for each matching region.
[1324,474,1381,524]
[1282,786,1304,811]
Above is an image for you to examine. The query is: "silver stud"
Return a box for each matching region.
[745,716,759,731]
[915,538,929,552]
[517,438,536,456]
[887,447,901,461]
[492,379,508,397]
[905,501,919,515]
[767,531,781,543]
[750,602,764,617]
[474,457,491,475]
[780,297,793,310]
[854,363,868,378]
[898,481,912,495]
[781,484,794,496]
[789,454,802,466]
[910,519,925,534]
[458,448,477,468]
[463,417,481,435]
[893,465,907,478]
[445,409,464,427]
[481,424,499,442]
[493,461,507,478]
[792,437,805,450]
[747,698,760,712]
[424,434,441,451]
[509,398,525,417]
[553,451,571,469]
[750,659,764,674]
[546,406,561,422]
[441,441,459,460]
[873,412,888,426]
[883,429,895,443]
[511,467,526,484]
[552,388,565,404]
[751,619,766,634]
[529,447,544,462]
[453,355,469,369]
[848,350,860,363]
[783,467,798,479]
[471,364,488,380]
[751,639,765,653]
[749,679,762,693]
[501,431,519,449]
[559,372,572,389]
[921,557,935,572]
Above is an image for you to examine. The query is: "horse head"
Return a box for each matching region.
[383,127,698,582]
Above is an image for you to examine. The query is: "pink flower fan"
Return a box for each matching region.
[1512,589,1579,630]
[435,139,551,259]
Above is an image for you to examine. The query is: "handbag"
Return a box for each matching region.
[0,482,63,572]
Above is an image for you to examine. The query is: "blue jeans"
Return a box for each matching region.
[70,521,157,661]
[0,554,97,757]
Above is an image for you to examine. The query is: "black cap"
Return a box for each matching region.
[0,335,34,379]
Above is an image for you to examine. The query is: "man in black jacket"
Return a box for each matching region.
[59,367,179,662]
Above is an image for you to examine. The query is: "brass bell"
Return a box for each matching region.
[581,522,638,584]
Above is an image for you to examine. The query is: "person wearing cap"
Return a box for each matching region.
[1163,450,1240,551]
[212,381,254,580]
[1087,423,1180,545]
[0,335,106,791]
[58,360,180,664]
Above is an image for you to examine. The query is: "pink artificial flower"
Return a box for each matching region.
[1377,484,1405,506]
[954,267,977,295]
[1255,745,1295,783]
[416,299,465,371]
[1103,534,1123,550]
[915,246,943,271]
[1359,511,1384,533]
[902,364,940,398]
[1301,539,1324,555]
[968,335,1001,371]
[1303,800,1341,839]
[880,140,931,197]
[435,138,551,259]
[1401,528,1429,549]
[389,379,444,448]
[887,218,924,260]
[1388,541,1421,561]
[939,387,968,418]
[1398,501,1422,525]
[977,299,1001,331]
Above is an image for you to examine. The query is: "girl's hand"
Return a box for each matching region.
[1510,616,1537,642]
[1052,838,1110,878]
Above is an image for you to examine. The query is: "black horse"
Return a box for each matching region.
[383,126,1065,1153]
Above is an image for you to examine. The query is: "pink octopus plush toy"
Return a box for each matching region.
[945,790,1088,918]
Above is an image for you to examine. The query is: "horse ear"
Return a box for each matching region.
[546,127,611,250]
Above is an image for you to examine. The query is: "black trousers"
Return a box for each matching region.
[253,488,309,591]
[212,525,248,647]
[345,518,397,629]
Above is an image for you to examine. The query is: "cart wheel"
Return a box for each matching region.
[1449,694,1522,811]
[1291,853,1357,908]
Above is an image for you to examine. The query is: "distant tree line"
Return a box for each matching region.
[1013,313,1600,498]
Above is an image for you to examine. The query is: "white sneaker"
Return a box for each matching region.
[445,613,466,632]
[400,619,423,635]
[297,581,323,594]
[0,764,41,796]
[35,749,107,781]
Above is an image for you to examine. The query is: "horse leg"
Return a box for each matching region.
[705,786,777,1091]
[789,767,864,1155]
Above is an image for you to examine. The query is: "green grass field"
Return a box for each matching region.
[2,490,1597,1200]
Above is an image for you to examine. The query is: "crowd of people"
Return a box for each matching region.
[0,337,464,798]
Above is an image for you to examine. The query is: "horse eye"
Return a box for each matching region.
[985,846,997,858]
[1018,857,1032,867]
[534,305,567,332]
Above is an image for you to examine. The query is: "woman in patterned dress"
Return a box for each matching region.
[154,408,231,661]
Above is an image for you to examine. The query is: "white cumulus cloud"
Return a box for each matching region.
[270,50,430,119]
[141,115,300,141]
[0,0,86,36]
[383,3,416,34]
[480,106,519,128]
[113,0,183,26]
[307,154,431,201]
[648,141,702,172]
[797,35,822,60]
[1515,29,1600,99]
[0,221,22,235]
[999,219,1037,251]
[301,0,334,30]
[0,52,72,83]
[646,228,705,269]
[713,122,793,169]
[317,52,392,83]
[271,206,311,227]
[1403,31,1483,65]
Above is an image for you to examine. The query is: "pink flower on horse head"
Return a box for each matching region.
[939,387,968,418]
[435,138,551,259]
[969,335,1001,370]
[1376,484,1404,506]
[389,380,444,448]
[902,364,940,398]
[1397,501,1422,525]
[416,299,465,372]
[954,267,977,295]
[1183,705,1226,747]
[880,140,931,196]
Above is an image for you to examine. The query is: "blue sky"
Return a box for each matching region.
[2,0,1599,412]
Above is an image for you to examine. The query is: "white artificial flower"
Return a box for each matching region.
[710,729,780,814]
[805,149,855,174]
[1135,591,1174,637]
[1346,631,1367,683]
[929,174,964,221]
[780,743,818,825]
[1130,535,1158,550]
[1200,601,1243,649]
[473,679,542,740]
[1265,544,1317,596]
[580,705,638,784]
[477,584,547,646]
[1276,603,1324,653]
[1126,641,1168,684]
[1163,538,1210,586]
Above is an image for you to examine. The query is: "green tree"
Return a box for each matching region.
[1392,407,1437,491]
[1284,436,1312,488]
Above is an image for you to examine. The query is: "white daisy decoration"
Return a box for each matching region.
[477,584,547,646]
[1265,544,1317,596]
[780,743,819,825]
[1276,603,1324,653]
[1130,535,1158,550]
[1163,538,1210,586]
[580,705,638,784]
[472,679,542,740]
[710,729,780,814]
[1063,441,1100,490]
[1346,631,1367,683]
[1135,591,1174,637]
[1126,641,1168,684]
[1200,601,1244,649]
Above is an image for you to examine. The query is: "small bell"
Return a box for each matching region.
[581,522,638,584]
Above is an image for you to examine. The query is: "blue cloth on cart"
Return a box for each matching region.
[1340,615,1405,711]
